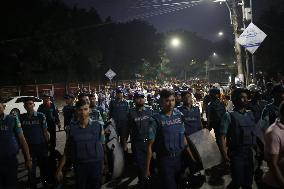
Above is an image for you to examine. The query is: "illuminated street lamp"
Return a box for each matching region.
[170,37,181,48]
[218,31,224,37]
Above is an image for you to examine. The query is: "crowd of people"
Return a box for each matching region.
[0,79,284,189]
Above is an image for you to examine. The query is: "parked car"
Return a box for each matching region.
[3,96,43,115]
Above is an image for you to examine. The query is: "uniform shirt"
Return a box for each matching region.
[177,105,202,135]
[20,111,48,129]
[128,106,153,142]
[263,120,284,188]
[89,107,104,123]
[20,112,47,144]
[207,100,226,129]
[64,119,105,158]
[220,109,253,135]
[37,103,60,124]
[247,100,267,123]
[62,104,75,126]
[0,114,23,157]
[0,114,23,134]
[148,109,185,140]
[109,99,129,121]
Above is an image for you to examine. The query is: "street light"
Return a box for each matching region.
[170,37,181,48]
[218,31,224,37]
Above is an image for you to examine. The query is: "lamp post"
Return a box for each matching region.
[213,0,244,83]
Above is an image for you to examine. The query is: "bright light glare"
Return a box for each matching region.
[218,31,223,36]
[171,38,181,47]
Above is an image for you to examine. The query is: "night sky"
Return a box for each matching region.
[63,0,270,41]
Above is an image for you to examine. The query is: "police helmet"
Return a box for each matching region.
[134,91,145,99]
[64,93,75,99]
[78,92,89,99]
[116,88,124,94]
[175,90,182,96]
[247,84,261,93]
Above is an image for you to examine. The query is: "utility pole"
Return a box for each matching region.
[214,0,254,84]
[250,0,256,83]
[242,0,250,86]
[225,0,244,84]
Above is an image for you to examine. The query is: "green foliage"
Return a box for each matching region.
[0,0,238,84]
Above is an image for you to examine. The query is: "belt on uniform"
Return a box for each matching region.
[159,151,182,158]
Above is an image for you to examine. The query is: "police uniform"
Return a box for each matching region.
[247,100,267,124]
[128,105,153,181]
[65,119,105,189]
[62,94,75,132]
[0,114,22,189]
[220,110,256,188]
[89,107,104,124]
[149,109,185,189]
[177,105,202,136]
[37,100,60,152]
[98,93,109,112]
[20,111,49,187]
[62,104,74,126]
[109,97,129,140]
[207,99,226,146]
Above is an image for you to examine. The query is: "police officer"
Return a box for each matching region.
[220,88,256,189]
[37,94,60,152]
[97,93,109,122]
[145,89,195,189]
[260,84,284,131]
[62,94,75,132]
[20,97,50,188]
[127,91,153,183]
[0,101,32,189]
[56,100,105,189]
[109,88,129,149]
[147,94,160,113]
[246,85,268,179]
[89,93,103,123]
[246,85,267,123]
[177,90,202,136]
[175,90,182,107]
[207,88,226,148]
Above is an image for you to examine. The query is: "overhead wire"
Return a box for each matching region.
[0,0,203,43]
[125,0,202,20]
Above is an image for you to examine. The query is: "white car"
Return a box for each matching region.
[3,96,43,115]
